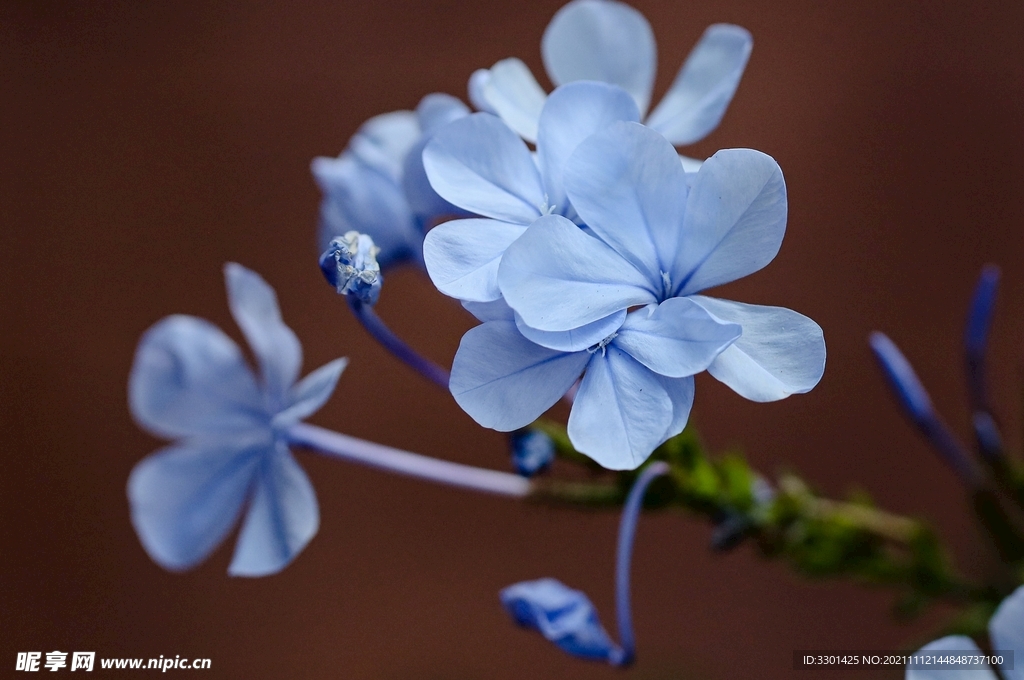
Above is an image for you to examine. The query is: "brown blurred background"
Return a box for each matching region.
[2,0,1024,677]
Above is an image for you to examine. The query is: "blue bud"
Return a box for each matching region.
[500,578,623,663]
[510,430,554,477]
[965,264,1000,414]
[868,332,934,425]
[973,411,1004,460]
[319,231,383,305]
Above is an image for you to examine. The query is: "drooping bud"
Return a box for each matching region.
[319,231,383,305]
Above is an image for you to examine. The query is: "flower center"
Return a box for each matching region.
[587,332,618,357]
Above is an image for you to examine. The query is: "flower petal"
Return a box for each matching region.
[423,218,527,302]
[462,298,515,323]
[673,149,787,295]
[450,320,589,431]
[615,298,740,378]
[691,296,825,401]
[128,439,263,571]
[564,121,689,281]
[646,24,753,146]
[273,358,348,428]
[990,586,1024,680]
[345,110,419,178]
[568,346,673,469]
[515,309,626,352]
[224,263,302,404]
[312,153,421,267]
[500,578,619,661]
[228,446,320,577]
[468,68,497,114]
[423,113,545,223]
[541,0,656,115]
[654,374,696,441]
[129,315,265,439]
[905,636,995,680]
[416,92,470,135]
[481,58,548,143]
[499,214,656,331]
[537,82,639,214]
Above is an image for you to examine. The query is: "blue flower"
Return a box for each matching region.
[452,296,738,470]
[469,0,752,169]
[422,81,640,302]
[498,122,825,403]
[127,263,347,576]
[312,93,470,268]
[906,585,1024,679]
[442,123,823,468]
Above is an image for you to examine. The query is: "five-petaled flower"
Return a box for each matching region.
[127,263,347,576]
[470,0,752,169]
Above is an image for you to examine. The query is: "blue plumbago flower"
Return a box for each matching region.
[456,123,824,468]
[469,0,751,169]
[905,585,1024,679]
[453,294,738,469]
[422,80,641,302]
[501,462,670,666]
[319,231,383,305]
[127,263,347,577]
[510,430,555,477]
[312,93,470,268]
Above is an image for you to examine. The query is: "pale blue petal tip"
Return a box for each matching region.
[500,578,621,663]
[510,430,555,477]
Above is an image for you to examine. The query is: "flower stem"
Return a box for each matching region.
[346,296,451,390]
[613,461,670,667]
[286,422,531,498]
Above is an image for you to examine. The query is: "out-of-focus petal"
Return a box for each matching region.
[481,59,548,143]
[128,439,264,571]
[568,346,673,469]
[501,578,620,661]
[615,298,740,378]
[673,149,787,295]
[129,315,266,440]
[905,636,994,680]
[499,214,656,331]
[990,586,1024,680]
[541,0,656,115]
[450,321,589,431]
[312,153,421,267]
[416,93,470,135]
[468,68,497,114]
[423,218,527,302]
[273,358,348,428]
[345,110,419,178]
[228,447,320,577]
[515,309,626,353]
[423,113,545,223]
[564,122,688,280]
[537,82,639,213]
[646,24,753,146]
[224,263,302,405]
[693,296,825,401]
